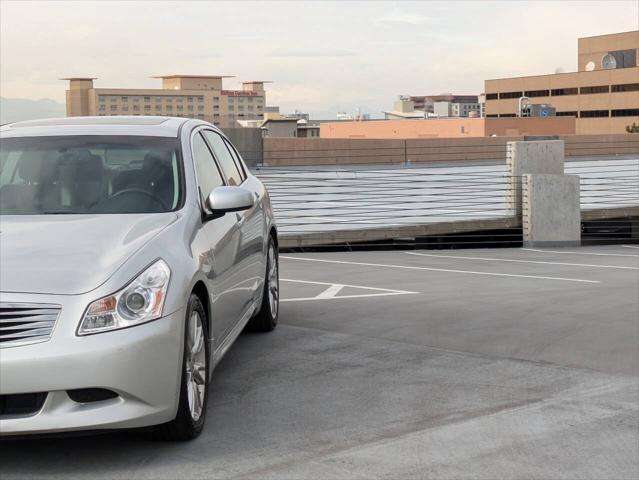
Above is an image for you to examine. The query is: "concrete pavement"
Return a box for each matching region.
[1,245,637,479]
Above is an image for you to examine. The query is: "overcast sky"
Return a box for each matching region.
[1,0,637,118]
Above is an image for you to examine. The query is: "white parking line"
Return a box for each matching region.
[280,278,416,302]
[404,251,638,270]
[280,257,600,284]
[621,245,639,250]
[522,248,639,258]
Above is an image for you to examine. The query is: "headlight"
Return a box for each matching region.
[78,259,171,335]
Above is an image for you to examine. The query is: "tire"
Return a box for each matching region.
[248,236,279,332]
[155,294,209,441]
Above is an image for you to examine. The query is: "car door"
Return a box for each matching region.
[201,130,264,311]
[191,130,245,345]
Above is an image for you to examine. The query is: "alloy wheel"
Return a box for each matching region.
[268,244,279,318]
[185,311,206,421]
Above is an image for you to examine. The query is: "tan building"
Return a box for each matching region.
[320,117,576,139]
[63,75,269,128]
[484,31,639,134]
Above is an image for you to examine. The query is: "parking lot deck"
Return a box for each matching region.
[1,245,638,479]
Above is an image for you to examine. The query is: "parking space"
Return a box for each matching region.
[1,245,637,479]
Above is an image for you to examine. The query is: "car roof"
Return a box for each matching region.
[0,116,193,138]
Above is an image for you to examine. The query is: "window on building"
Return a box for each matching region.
[177,105,183,111]
[485,93,498,100]
[213,105,219,110]
[257,98,263,104]
[99,104,106,111]
[121,96,128,102]
[238,106,244,111]
[580,85,609,95]
[486,114,498,117]
[551,88,578,96]
[144,96,150,102]
[188,105,194,111]
[611,109,639,117]
[165,97,173,102]
[166,105,173,111]
[499,113,516,117]
[556,111,578,117]
[110,105,117,111]
[213,113,219,118]
[155,104,162,110]
[155,96,162,102]
[499,92,523,99]
[609,49,637,68]
[611,83,639,93]
[99,96,106,103]
[133,105,140,111]
[122,106,129,111]
[197,105,204,111]
[580,110,609,118]
[248,105,254,111]
[237,97,244,103]
[176,97,183,103]
[144,105,151,111]
[188,96,193,103]
[213,97,219,103]
[247,97,253,103]
[524,90,550,98]
[197,96,204,102]
[110,96,117,102]
[132,97,140,102]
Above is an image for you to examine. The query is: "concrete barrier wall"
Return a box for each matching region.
[221,127,263,168]
[262,134,639,167]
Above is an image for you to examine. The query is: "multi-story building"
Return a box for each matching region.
[484,31,639,134]
[408,94,480,116]
[63,75,269,128]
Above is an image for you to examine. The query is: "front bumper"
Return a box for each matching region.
[0,293,184,436]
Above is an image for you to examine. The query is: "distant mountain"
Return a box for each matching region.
[0,97,66,124]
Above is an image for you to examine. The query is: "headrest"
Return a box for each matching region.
[59,150,103,182]
[18,152,57,183]
[143,151,171,170]
[76,154,103,181]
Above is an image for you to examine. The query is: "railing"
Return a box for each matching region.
[254,158,638,246]
[256,164,518,235]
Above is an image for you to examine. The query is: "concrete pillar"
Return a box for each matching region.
[507,140,565,213]
[522,174,581,247]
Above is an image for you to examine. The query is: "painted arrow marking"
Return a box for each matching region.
[280,278,417,302]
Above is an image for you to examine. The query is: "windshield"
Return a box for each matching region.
[0,135,181,215]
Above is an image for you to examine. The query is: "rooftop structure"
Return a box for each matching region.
[484,31,639,134]
[63,75,269,128]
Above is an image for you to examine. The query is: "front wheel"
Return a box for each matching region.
[155,294,209,441]
[248,236,279,332]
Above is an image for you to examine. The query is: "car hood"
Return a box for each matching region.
[0,213,178,295]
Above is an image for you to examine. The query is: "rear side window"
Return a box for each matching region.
[201,130,243,186]
[223,138,247,180]
[192,133,224,198]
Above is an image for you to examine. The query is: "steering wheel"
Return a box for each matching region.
[108,188,168,210]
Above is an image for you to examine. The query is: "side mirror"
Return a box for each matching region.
[205,186,254,218]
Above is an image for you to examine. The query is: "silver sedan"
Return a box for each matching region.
[0,116,279,440]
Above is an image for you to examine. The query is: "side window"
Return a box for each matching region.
[222,138,247,181]
[192,132,224,199]
[201,130,243,186]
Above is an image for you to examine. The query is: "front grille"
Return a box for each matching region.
[0,303,61,347]
[0,392,48,416]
